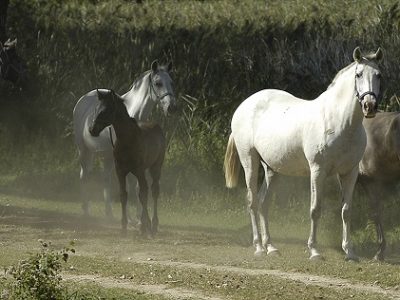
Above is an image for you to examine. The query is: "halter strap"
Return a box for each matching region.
[148,72,174,101]
[354,64,380,104]
[356,91,378,103]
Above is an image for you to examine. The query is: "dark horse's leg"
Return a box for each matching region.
[137,172,151,235]
[359,176,386,261]
[116,167,128,236]
[149,165,162,235]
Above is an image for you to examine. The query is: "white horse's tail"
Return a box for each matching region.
[224,134,240,188]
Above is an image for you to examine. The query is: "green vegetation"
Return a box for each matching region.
[3,240,74,300]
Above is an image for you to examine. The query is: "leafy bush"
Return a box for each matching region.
[4,240,75,300]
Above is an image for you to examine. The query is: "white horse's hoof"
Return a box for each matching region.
[267,247,280,256]
[309,253,323,260]
[254,249,266,257]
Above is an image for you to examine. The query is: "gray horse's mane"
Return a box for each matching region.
[129,70,151,91]
[129,65,170,91]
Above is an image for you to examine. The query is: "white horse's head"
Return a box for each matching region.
[149,60,178,116]
[353,47,383,118]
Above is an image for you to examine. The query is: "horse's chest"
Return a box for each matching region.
[114,147,143,172]
[308,127,366,174]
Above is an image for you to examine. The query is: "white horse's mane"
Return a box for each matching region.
[327,62,356,90]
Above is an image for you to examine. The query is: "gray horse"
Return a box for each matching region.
[73,61,176,217]
[359,111,400,261]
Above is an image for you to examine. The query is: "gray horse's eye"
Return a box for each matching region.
[155,81,162,87]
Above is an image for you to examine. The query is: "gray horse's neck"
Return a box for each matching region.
[121,72,155,121]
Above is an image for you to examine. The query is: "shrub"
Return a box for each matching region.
[4,240,75,300]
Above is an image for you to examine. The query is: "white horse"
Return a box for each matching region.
[73,60,176,217]
[224,47,383,261]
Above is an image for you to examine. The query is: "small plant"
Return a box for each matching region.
[5,240,75,300]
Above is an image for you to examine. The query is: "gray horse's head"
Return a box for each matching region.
[89,89,118,137]
[353,47,383,118]
[149,60,177,115]
[0,38,26,85]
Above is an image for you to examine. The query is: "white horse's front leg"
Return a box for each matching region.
[308,168,325,260]
[338,166,359,261]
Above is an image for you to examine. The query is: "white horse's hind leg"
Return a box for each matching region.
[338,166,359,261]
[258,164,279,256]
[79,147,94,216]
[308,167,326,260]
[102,155,114,218]
[241,150,264,256]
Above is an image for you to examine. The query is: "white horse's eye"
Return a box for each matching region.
[355,72,363,78]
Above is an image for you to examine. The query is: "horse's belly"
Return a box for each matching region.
[255,136,310,176]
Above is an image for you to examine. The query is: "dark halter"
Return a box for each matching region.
[354,64,380,104]
[148,72,174,101]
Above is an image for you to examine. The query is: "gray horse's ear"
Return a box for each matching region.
[375,47,383,61]
[353,47,362,62]
[167,61,173,72]
[151,60,158,72]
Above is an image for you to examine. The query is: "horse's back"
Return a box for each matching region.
[73,89,114,152]
[230,89,315,175]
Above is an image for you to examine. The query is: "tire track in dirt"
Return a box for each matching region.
[63,273,223,300]
[136,258,400,300]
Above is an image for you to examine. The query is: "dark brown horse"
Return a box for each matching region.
[89,89,166,235]
[359,111,400,261]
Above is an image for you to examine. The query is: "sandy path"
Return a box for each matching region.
[63,273,224,300]
[136,258,400,300]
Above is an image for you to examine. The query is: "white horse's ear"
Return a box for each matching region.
[167,61,173,72]
[97,89,105,99]
[353,47,362,62]
[375,47,383,61]
[151,60,158,72]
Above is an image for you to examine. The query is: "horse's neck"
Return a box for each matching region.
[322,66,364,130]
[122,73,155,121]
[112,105,140,144]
